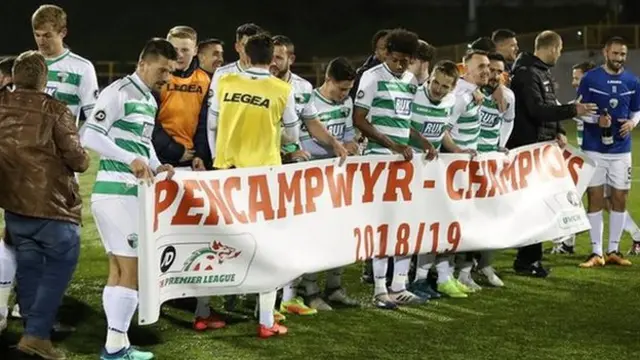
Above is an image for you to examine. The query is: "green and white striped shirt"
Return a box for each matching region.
[44,50,99,124]
[300,88,354,158]
[287,72,318,122]
[83,73,159,199]
[355,63,418,154]
[450,78,481,151]
[409,86,456,151]
[478,85,515,152]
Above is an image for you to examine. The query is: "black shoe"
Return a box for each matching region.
[513,260,549,278]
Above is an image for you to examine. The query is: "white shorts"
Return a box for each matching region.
[585,151,632,191]
[91,196,139,257]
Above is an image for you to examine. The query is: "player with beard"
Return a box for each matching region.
[449,50,490,293]
[473,53,515,288]
[577,37,640,268]
[353,28,425,309]
[81,38,177,360]
[407,60,471,299]
[269,35,348,316]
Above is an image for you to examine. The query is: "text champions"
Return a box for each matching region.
[153,143,584,231]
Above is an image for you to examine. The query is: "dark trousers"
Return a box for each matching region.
[5,212,80,339]
[516,243,543,266]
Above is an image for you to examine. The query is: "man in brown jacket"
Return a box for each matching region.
[0,50,89,360]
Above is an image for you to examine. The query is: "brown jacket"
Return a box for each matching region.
[0,88,90,225]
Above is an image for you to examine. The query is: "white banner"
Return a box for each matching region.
[137,142,595,325]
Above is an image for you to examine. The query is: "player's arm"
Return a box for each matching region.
[207,87,220,163]
[352,72,401,151]
[80,90,139,165]
[513,69,577,123]
[499,88,516,147]
[342,102,359,154]
[630,78,640,126]
[53,106,90,173]
[78,63,99,120]
[300,95,334,145]
[282,89,301,142]
[193,87,213,169]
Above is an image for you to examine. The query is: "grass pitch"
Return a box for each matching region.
[2,123,640,360]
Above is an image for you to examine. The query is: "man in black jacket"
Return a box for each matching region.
[349,29,389,101]
[507,30,596,277]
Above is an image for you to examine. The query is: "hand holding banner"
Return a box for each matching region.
[137,142,595,325]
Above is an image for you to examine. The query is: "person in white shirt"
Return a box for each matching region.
[80,38,177,360]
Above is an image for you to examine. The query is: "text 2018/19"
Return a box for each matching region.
[354,221,462,261]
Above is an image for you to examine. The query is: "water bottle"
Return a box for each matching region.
[601,108,613,145]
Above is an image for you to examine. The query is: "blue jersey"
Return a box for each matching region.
[577,67,640,154]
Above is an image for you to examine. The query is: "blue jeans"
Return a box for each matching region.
[4,211,80,339]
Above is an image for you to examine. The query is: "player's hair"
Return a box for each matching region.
[325,57,356,82]
[432,60,460,83]
[487,52,506,64]
[534,31,562,51]
[385,29,420,57]
[572,61,596,73]
[371,29,390,52]
[236,23,263,41]
[272,35,295,55]
[0,56,17,77]
[415,40,436,62]
[491,29,516,43]
[12,50,47,90]
[463,49,489,64]
[198,38,224,54]
[167,25,198,42]
[245,34,274,66]
[469,37,496,52]
[139,38,179,62]
[31,4,67,32]
[604,36,627,48]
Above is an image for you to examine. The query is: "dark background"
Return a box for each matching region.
[2,0,639,85]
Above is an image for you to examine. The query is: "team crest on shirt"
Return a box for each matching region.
[56,71,69,83]
[340,107,351,117]
[394,97,412,116]
[127,233,139,249]
[609,98,619,109]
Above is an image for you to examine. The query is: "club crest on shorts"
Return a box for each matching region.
[94,110,106,122]
[127,233,139,249]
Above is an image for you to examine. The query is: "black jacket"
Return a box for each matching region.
[349,55,381,101]
[506,52,577,148]
[151,58,213,169]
